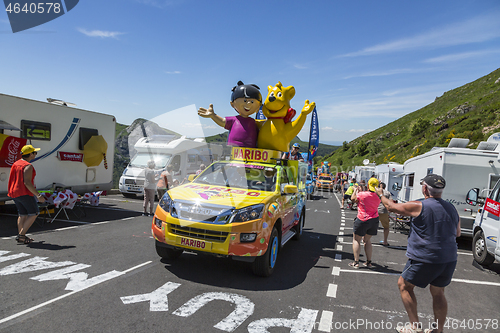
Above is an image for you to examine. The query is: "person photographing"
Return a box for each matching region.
[8,145,45,244]
[377,174,460,333]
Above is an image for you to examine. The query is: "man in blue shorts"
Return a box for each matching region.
[377,174,460,333]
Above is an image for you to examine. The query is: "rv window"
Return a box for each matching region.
[130,153,171,169]
[427,168,433,175]
[490,180,500,202]
[408,174,415,187]
[188,154,196,163]
[21,120,51,141]
[79,128,98,150]
[171,155,181,172]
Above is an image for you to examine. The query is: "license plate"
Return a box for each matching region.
[177,237,212,250]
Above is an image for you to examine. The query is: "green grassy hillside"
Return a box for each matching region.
[325,67,500,172]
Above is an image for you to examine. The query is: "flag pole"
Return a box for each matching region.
[307,107,316,166]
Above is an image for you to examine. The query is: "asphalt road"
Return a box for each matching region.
[0,191,499,333]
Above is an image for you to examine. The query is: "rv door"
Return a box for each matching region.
[480,179,500,258]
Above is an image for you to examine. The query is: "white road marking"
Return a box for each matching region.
[338,237,344,243]
[326,284,337,298]
[56,226,79,231]
[0,251,31,263]
[339,231,344,235]
[340,223,345,226]
[173,292,255,332]
[121,281,181,311]
[336,245,343,251]
[339,227,344,231]
[318,310,333,332]
[247,307,318,333]
[0,261,152,325]
[339,269,500,286]
[121,217,135,221]
[93,221,110,225]
[332,266,340,276]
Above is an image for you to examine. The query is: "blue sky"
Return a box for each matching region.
[1,0,500,146]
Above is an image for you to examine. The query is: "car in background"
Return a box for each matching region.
[316,173,333,192]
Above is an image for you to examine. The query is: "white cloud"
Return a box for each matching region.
[423,49,500,63]
[78,28,125,39]
[165,71,181,74]
[340,12,500,57]
[293,64,308,70]
[343,68,436,79]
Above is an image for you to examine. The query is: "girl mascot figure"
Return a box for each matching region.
[198,81,262,148]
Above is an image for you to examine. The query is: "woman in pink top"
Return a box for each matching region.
[349,177,381,268]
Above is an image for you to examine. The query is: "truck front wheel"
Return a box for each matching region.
[253,228,279,277]
[473,230,495,266]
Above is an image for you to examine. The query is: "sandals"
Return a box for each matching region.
[363,260,373,268]
[348,261,359,269]
[16,235,34,244]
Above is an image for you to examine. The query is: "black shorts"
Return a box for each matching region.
[353,217,379,236]
[401,259,457,288]
[13,195,39,216]
[343,194,351,200]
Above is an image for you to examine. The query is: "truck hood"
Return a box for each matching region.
[168,183,272,209]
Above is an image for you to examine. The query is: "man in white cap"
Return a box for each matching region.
[377,174,460,333]
[8,144,45,244]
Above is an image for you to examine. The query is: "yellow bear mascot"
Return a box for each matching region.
[257,82,315,152]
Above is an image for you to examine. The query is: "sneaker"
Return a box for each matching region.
[142,213,147,216]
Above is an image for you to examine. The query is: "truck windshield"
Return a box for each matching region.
[130,153,171,169]
[319,176,331,181]
[193,162,277,192]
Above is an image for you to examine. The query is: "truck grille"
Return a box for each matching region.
[124,179,144,185]
[169,224,228,242]
[174,200,233,224]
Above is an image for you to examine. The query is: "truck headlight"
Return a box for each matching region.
[230,204,265,223]
[159,193,174,214]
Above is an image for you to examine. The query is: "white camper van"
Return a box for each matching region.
[465,178,500,266]
[354,164,375,184]
[119,136,222,197]
[396,136,500,237]
[375,162,404,199]
[0,93,115,201]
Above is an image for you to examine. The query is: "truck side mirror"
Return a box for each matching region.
[392,182,401,191]
[188,174,196,182]
[283,185,298,195]
[466,188,480,206]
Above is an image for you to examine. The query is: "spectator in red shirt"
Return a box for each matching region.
[8,145,45,244]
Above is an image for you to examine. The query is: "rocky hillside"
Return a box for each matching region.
[324,67,500,170]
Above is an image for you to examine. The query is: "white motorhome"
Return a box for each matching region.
[396,136,500,237]
[119,135,222,197]
[0,93,115,201]
[354,165,375,184]
[466,178,500,266]
[375,162,404,199]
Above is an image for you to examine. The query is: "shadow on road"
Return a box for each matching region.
[161,229,340,291]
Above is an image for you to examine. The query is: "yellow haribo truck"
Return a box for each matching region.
[151,147,307,276]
